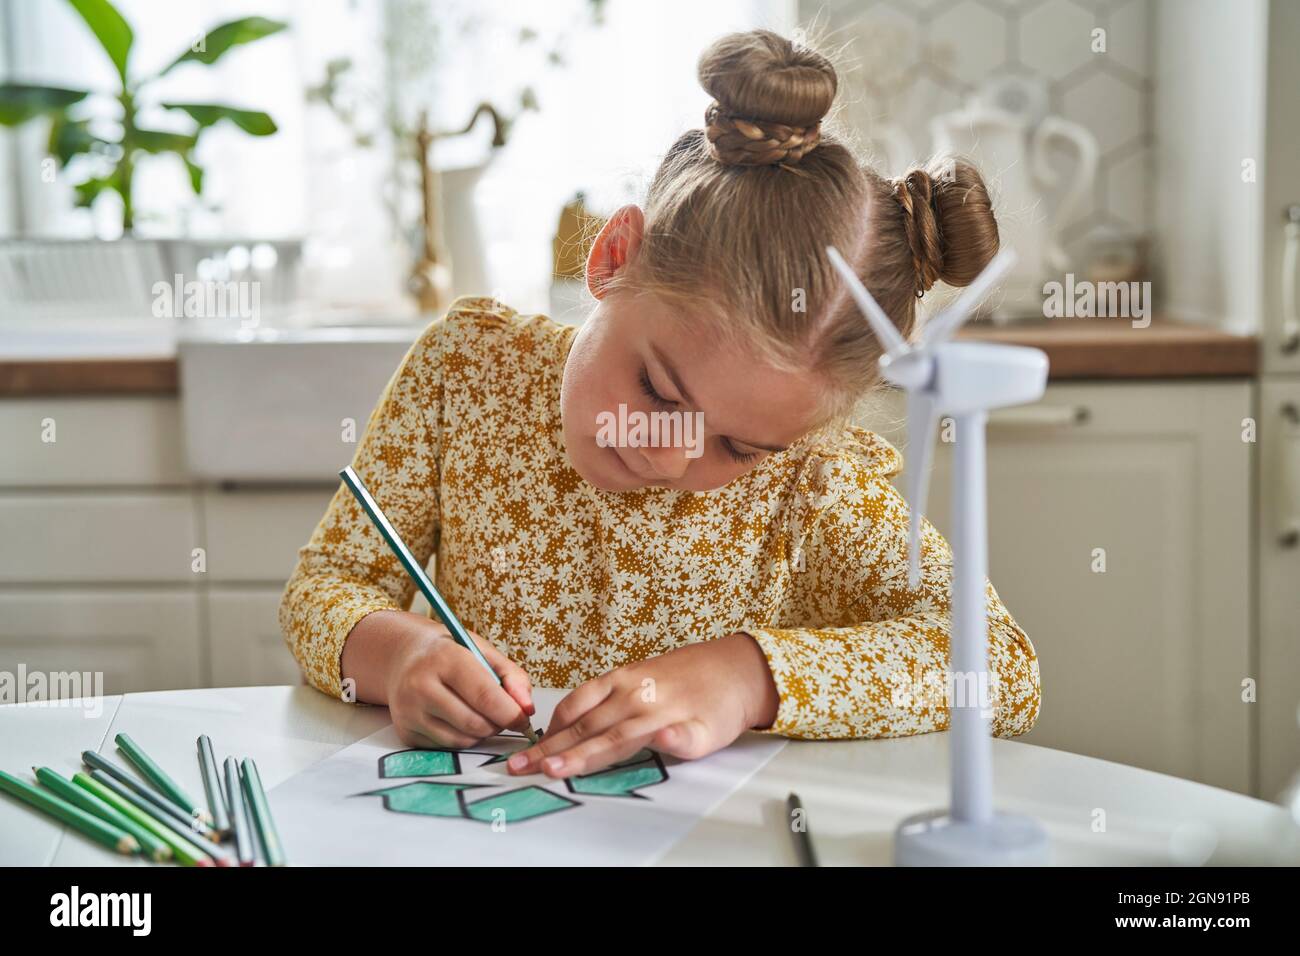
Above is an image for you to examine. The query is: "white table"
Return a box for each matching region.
[2,686,1296,866]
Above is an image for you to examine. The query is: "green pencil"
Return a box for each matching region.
[74,772,220,868]
[197,735,231,837]
[114,732,209,823]
[240,758,285,867]
[86,770,234,865]
[339,465,540,744]
[34,767,171,862]
[0,768,139,856]
[224,756,255,867]
[82,753,217,841]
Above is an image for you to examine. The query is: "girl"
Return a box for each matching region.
[279,29,1040,781]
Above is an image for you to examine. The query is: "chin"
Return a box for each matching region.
[564,440,640,491]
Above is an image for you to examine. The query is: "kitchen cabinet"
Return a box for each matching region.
[206,590,306,688]
[0,396,336,696]
[860,380,1254,794]
[0,591,201,696]
[1258,381,1300,800]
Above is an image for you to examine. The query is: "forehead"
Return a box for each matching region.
[632,295,826,445]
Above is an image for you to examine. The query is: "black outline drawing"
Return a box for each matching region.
[563,749,669,799]
[356,780,492,816]
[362,740,671,824]
[378,748,465,779]
[456,784,581,824]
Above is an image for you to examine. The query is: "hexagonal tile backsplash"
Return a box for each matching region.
[804,0,1151,273]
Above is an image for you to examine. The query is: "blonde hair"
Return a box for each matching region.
[601,28,1001,423]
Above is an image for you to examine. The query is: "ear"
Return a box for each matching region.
[586,204,645,299]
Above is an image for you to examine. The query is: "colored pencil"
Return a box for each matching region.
[114,732,209,823]
[34,766,170,862]
[75,772,227,868]
[224,757,255,866]
[87,770,228,868]
[786,792,819,868]
[82,752,217,841]
[339,465,540,744]
[0,768,138,856]
[197,735,231,837]
[240,758,285,867]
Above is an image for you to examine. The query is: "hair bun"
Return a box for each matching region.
[698,29,837,168]
[893,158,1000,297]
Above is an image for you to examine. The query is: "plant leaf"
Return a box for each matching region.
[67,0,133,85]
[182,155,204,194]
[47,116,111,164]
[0,83,91,125]
[160,17,287,74]
[130,127,198,153]
[161,102,277,136]
[73,172,119,208]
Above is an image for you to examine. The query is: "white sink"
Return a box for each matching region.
[178,318,427,483]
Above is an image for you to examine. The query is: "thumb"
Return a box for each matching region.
[653,719,712,760]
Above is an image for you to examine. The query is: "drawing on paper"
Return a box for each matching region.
[359,737,669,824]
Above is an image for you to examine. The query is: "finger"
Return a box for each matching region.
[534,716,662,778]
[653,719,714,760]
[476,636,535,716]
[546,678,615,738]
[425,680,500,740]
[399,715,478,751]
[443,648,529,733]
[507,695,624,775]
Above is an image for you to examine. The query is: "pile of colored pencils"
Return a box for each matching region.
[0,733,285,867]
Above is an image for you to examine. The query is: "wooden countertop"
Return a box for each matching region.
[0,357,178,396]
[0,316,1258,396]
[956,316,1258,379]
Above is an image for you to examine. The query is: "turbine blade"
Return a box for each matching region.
[826,244,909,358]
[921,247,1018,346]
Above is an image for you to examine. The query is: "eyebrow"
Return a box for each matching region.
[648,343,791,453]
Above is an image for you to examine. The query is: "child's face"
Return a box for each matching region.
[560,205,826,493]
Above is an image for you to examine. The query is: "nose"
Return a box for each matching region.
[636,444,689,480]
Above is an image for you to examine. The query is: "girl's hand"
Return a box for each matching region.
[376,613,536,749]
[505,632,779,778]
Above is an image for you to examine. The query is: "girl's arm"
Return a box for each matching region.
[741,444,1041,741]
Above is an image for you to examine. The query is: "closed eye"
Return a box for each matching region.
[638,366,675,408]
[722,439,759,464]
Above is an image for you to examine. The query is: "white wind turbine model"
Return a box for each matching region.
[827,243,1051,866]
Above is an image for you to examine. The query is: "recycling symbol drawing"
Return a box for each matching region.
[357,734,670,825]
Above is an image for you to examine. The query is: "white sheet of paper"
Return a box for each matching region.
[268,687,786,866]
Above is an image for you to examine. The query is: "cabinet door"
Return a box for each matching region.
[1258,380,1300,800]
[200,486,338,583]
[0,396,187,487]
[207,589,307,688]
[0,492,197,583]
[860,381,1253,793]
[0,591,201,696]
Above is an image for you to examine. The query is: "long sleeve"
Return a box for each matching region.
[741,434,1041,740]
[278,316,447,699]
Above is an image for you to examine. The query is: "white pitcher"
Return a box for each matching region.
[930,78,1098,322]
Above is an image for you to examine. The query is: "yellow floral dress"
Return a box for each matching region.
[279,296,1041,739]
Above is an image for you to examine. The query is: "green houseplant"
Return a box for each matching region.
[0,0,287,233]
